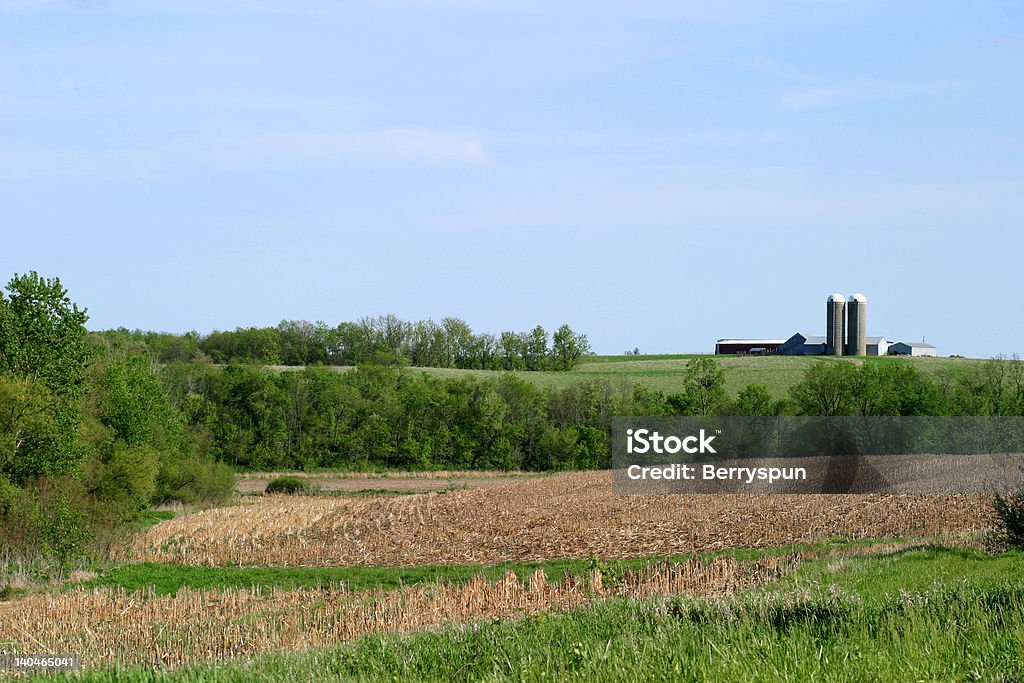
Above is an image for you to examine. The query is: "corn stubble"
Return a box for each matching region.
[122,472,989,567]
[0,555,790,669]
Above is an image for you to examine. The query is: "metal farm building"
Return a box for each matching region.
[889,341,938,357]
[714,339,785,355]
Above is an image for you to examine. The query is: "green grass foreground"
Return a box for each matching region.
[41,547,1024,682]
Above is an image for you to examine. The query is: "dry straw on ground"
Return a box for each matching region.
[0,555,793,670]
[124,471,990,567]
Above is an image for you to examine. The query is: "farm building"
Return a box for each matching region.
[714,339,785,355]
[867,337,890,357]
[776,333,891,357]
[715,293,937,357]
[776,333,826,356]
[889,341,937,357]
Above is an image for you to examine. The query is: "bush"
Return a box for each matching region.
[264,476,311,495]
[42,493,91,567]
[993,490,1024,549]
[155,457,236,506]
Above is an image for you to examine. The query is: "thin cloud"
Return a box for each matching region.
[968,33,1022,49]
[780,78,957,110]
[0,127,490,180]
[210,128,490,167]
[0,144,161,180]
[0,0,856,19]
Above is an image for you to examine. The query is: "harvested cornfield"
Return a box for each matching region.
[0,555,790,670]
[235,470,538,494]
[124,471,990,567]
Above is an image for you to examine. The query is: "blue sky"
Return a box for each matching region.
[1,1,1021,357]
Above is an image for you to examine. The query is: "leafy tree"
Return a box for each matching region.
[498,331,526,371]
[333,321,370,365]
[0,379,60,481]
[0,272,90,481]
[850,361,948,417]
[91,354,179,448]
[278,320,329,365]
[83,441,160,519]
[522,326,549,371]
[734,383,775,416]
[440,317,473,368]
[551,324,591,371]
[681,357,727,416]
[0,271,90,396]
[790,361,857,416]
[953,355,1024,416]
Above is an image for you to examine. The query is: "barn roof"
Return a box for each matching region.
[781,332,826,345]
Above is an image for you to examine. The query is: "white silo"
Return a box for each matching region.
[846,293,867,356]
[826,293,846,356]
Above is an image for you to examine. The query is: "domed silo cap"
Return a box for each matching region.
[828,293,846,303]
[850,293,867,303]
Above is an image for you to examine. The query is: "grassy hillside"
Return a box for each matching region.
[369,355,987,399]
[270,354,986,398]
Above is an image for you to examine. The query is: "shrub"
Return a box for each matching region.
[993,490,1024,549]
[155,457,236,506]
[42,493,91,567]
[265,476,310,495]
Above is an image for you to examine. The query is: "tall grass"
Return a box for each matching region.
[43,573,1024,681]
[2,555,794,671]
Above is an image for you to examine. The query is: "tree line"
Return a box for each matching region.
[94,315,593,371]
[92,350,1024,475]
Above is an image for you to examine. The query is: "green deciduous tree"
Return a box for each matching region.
[734,383,775,416]
[790,361,857,416]
[0,272,91,482]
[551,324,591,371]
[0,272,90,396]
[681,357,727,416]
[522,326,549,371]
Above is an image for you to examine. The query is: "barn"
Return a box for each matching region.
[776,333,827,356]
[714,339,785,355]
[777,333,891,357]
[889,341,938,357]
[867,337,890,357]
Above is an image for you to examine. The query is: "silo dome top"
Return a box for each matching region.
[828,293,846,303]
[850,292,867,303]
